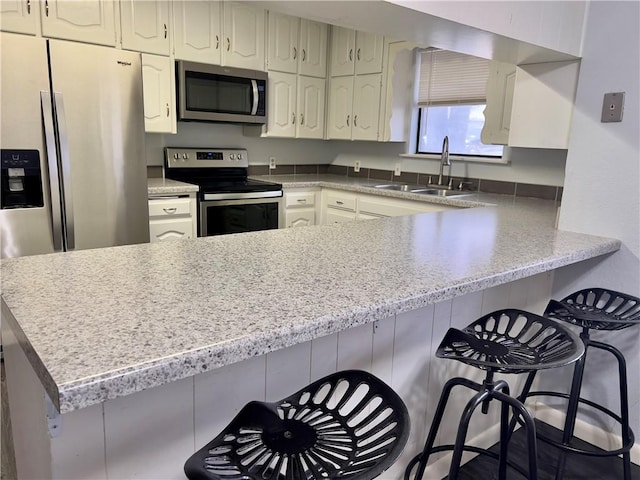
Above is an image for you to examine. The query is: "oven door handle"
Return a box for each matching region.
[250,79,259,116]
[202,190,282,201]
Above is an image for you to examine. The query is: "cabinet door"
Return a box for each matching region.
[355,32,384,74]
[120,0,169,55]
[324,208,356,225]
[149,218,194,242]
[222,2,265,70]
[267,71,297,137]
[267,11,298,74]
[327,76,353,140]
[142,54,176,133]
[481,61,516,146]
[285,208,315,228]
[330,26,355,76]
[40,0,116,46]
[352,74,381,141]
[299,19,327,78]
[1,0,38,34]
[173,0,221,64]
[297,76,325,139]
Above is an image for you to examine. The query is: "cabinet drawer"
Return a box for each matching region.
[325,190,357,211]
[149,217,194,242]
[148,197,191,217]
[285,191,316,208]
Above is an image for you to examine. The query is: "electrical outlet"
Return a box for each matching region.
[269,156,276,169]
[601,92,625,122]
[354,160,361,173]
[394,163,402,176]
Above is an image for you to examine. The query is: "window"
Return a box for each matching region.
[416,49,503,158]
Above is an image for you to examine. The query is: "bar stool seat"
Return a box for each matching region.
[185,369,410,480]
[517,288,640,480]
[405,309,584,480]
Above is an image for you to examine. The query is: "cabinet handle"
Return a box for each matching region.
[291,112,296,124]
[163,208,177,214]
[357,48,361,61]
[164,23,167,39]
[336,201,344,205]
[226,37,230,51]
[302,49,306,61]
[293,46,297,60]
[215,35,219,50]
[44,0,48,16]
[26,0,31,14]
[297,198,307,203]
[300,113,304,125]
[354,115,358,127]
[346,114,350,126]
[166,103,169,117]
[349,48,353,61]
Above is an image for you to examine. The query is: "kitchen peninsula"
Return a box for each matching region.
[1,191,621,479]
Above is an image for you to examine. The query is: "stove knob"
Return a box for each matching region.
[183,153,188,160]
[229,154,235,160]
[237,153,242,160]
[174,153,179,159]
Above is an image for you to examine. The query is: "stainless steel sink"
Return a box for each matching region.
[410,188,474,197]
[372,184,411,191]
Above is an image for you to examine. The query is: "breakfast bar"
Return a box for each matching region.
[0,192,621,479]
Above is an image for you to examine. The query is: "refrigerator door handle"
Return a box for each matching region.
[53,92,75,250]
[41,91,64,252]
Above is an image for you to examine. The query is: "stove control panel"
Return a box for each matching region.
[165,148,249,169]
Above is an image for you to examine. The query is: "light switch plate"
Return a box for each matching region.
[601,92,625,122]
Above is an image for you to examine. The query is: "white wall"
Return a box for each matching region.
[543,0,640,442]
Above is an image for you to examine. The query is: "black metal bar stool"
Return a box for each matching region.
[405,309,585,480]
[184,369,410,480]
[514,288,640,480]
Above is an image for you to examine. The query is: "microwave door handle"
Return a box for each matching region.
[41,92,64,252]
[250,79,259,115]
[53,92,75,251]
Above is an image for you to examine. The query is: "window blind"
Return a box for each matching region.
[418,49,490,106]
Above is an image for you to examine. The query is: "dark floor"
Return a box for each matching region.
[449,420,639,479]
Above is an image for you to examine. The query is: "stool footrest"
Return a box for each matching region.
[518,390,636,457]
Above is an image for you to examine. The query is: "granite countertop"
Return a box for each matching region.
[147,177,199,196]
[0,181,621,414]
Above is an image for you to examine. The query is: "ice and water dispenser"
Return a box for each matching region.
[1,149,44,209]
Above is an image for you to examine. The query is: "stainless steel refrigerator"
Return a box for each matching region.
[0,33,149,259]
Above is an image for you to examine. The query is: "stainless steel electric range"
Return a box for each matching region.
[164,147,282,237]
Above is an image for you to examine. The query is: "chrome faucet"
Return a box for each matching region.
[437,135,450,186]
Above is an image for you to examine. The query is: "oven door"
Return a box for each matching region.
[199,195,282,237]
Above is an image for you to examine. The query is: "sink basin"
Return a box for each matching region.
[372,184,411,191]
[411,188,474,197]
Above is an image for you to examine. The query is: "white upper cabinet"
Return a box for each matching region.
[298,19,327,77]
[330,27,383,76]
[482,59,579,149]
[267,12,299,74]
[352,74,382,140]
[142,54,176,134]
[1,0,39,35]
[296,75,325,139]
[173,1,221,63]
[267,71,297,137]
[267,71,325,139]
[354,31,384,75]
[327,76,354,140]
[330,26,356,77]
[40,0,116,46]
[267,12,327,78]
[120,0,170,55]
[222,2,265,70]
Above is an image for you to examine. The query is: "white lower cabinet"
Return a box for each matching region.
[148,195,197,242]
[320,188,461,225]
[284,189,318,228]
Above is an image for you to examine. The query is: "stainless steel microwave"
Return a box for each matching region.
[176,61,267,124]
